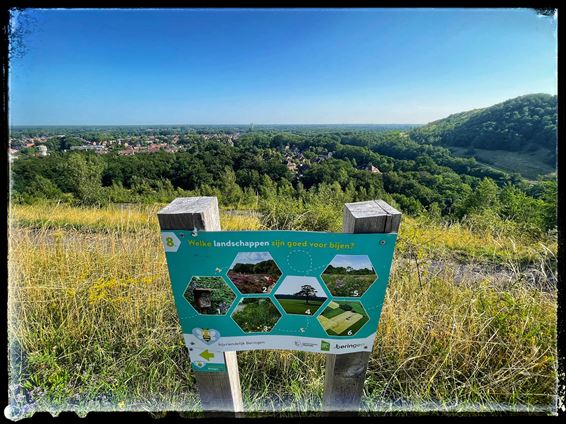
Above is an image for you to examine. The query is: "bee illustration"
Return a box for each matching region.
[201,328,212,343]
[193,327,219,344]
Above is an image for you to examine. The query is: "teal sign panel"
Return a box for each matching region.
[161,230,397,370]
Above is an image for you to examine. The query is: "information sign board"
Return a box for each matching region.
[161,230,397,371]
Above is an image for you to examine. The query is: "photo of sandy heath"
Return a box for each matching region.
[317,300,370,337]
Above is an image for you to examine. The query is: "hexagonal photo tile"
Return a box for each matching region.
[317,300,369,337]
[321,254,378,297]
[184,276,236,315]
[231,297,281,333]
[227,252,282,294]
[274,276,327,316]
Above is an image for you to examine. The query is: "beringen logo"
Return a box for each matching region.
[334,342,365,350]
[320,340,330,351]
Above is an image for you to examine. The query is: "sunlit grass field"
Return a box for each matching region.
[276,298,325,315]
[8,203,558,417]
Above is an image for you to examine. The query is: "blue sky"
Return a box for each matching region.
[9,8,557,125]
[274,276,325,296]
[328,255,374,271]
[230,252,274,266]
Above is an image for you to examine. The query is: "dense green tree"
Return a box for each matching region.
[219,168,243,206]
[55,153,107,206]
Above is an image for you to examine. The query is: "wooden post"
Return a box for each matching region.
[158,197,244,413]
[323,199,402,412]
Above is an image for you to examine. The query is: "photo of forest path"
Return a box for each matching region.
[318,301,370,336]
[227,252,282,294]
[274,276,327,315]
[231,298,282,333]
[322,255,377,297]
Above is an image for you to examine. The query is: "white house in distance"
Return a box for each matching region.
[37,145,48,157]
[366,163,381,174]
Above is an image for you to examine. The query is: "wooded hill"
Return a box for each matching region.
[410,94,556,177]
[411,93,556,152]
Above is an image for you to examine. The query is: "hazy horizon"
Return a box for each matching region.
[10,123,423,128]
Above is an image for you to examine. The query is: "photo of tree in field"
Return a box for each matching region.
[231,298,281,333]
[274,276,327,315]
[183,276,236,315]
[317,301,369,336]
[322,255,377,297]
[227,252,282,294]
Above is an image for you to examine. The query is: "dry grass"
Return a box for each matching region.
[11,203,261,233]
[398,215,557,266]
[7,204,557,418]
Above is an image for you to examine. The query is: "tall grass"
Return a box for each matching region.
[8,204,557,418]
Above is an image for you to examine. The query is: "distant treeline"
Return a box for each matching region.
[230,260,280,276]
[323,265,375,275]
[10,123,418,139]
[10,127,557,234]
[275,294,327,302]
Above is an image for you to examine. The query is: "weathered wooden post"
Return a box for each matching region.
[323,200,402,411]
[157,197,244,413]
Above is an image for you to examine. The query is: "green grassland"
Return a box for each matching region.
[320,305,346,319]
[231,298,281,333]
[321,274,377,297]
[276,298,324,315]
[8,203,558,417]
[449,146,555,180]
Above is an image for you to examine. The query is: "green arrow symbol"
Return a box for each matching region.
[199,350,214,361]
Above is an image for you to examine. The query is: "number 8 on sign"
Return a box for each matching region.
[161,232,181,252]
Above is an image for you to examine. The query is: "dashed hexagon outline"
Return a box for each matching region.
[316,299,371,338]
[182,275,238,317]
[319,254,378,299]
[230,296,283,334]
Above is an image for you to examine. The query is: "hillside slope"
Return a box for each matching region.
[410,94,557,178]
